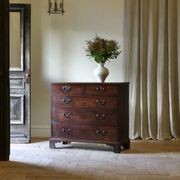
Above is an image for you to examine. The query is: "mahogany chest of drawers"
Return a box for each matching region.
[49,83,130,153]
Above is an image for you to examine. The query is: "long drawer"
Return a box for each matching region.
[52,95,118,109]
[52,109,118,126]
[51,123,118,143]
[51,84,118,96]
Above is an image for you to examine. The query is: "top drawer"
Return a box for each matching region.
[51,84,118,96]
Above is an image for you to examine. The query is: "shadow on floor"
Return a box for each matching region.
[0,161,98,180]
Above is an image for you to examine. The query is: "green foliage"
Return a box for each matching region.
[85,35,121,63]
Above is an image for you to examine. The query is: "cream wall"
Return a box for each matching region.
[10,0,125,137]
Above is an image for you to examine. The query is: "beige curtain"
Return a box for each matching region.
[124,0,180,140]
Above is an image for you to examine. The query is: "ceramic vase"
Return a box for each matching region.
[94,62,109,83]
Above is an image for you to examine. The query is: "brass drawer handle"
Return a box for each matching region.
[61,97,71,104]
[95,129,106,136]
[62,112,71,119]
[96,86,106,93]
[61,85,71,93]
[96,129,100,134]
[61,128,71,135]
[101,129,106,136]
[96,113,105,120]
[96,99,106,105]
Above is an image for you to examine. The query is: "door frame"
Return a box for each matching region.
[0,0,10,161]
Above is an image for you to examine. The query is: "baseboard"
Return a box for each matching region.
[31,125,50,137]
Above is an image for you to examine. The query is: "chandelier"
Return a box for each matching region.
[48,0,65,15]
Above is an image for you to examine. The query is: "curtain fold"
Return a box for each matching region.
[124,0,180,140]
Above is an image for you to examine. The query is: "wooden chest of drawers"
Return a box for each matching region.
[49,83,130,153]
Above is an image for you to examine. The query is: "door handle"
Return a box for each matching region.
[24,69,31,83]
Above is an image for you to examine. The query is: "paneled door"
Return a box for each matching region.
[9,4,31,143]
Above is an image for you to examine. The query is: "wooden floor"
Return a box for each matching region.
[0,138,180,179]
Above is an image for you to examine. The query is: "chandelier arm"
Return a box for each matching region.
[48,0,65,15]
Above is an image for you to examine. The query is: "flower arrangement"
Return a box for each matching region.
[85,35,121,64]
